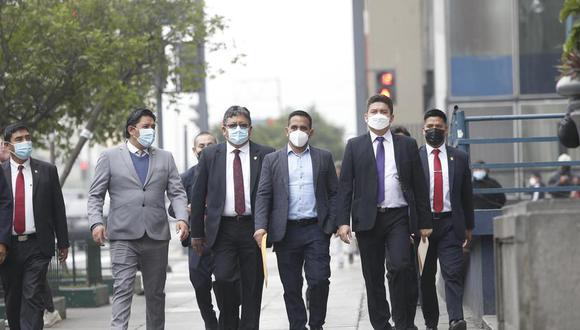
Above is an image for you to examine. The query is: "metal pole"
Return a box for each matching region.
[352,0,368,136]
[196,0,209,131]
[156,76,164,149]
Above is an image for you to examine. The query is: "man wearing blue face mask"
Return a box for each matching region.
[88,108,189,330]
[190,106,274,330]
[1,123,69,330]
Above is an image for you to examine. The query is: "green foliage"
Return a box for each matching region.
[0,0,224,159]
[212,107,346,161]
[560,0,580,76]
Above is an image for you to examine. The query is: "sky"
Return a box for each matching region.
[204,0,357,137]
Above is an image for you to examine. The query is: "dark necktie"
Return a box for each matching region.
[433,149,443,213]
[375,136,385,204]
[233,149,246,215]
[14,165,25,234]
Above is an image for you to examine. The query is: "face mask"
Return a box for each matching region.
[12,141,33,160]
[425,128,446,147]
[472,170,486,181]
[227,127,249,146]
[529,178,538,186]
[367,114,391,131]
[289,130,309,148]
[137,128,155,148]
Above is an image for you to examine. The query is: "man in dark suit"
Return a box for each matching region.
[337,94,432,330]
[1,123,69,330]
[254,110,338,330]
[190,106,275,330]
[418,109,474,330]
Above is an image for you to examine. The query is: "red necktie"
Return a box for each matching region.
[233,150,246,215]
[433,149,443,213]
[14,165,25,234]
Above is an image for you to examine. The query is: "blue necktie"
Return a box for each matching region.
[376,136,385,204]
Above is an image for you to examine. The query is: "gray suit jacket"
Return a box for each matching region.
[254,146,339,243]
[87,143,188,241]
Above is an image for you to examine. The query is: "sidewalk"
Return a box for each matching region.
[52,239,479,329]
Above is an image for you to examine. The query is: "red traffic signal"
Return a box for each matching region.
[376,70,396,103]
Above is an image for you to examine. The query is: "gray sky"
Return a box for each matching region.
[205,0,357,136]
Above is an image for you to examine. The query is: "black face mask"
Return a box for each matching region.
[425,128,446,147]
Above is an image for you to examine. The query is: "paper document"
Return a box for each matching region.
[261,234,268,287]
[417,237,429,276]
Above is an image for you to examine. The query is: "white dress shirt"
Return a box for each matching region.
[10,158,36,234]
[425,144,452,212]
[127,140,149,157]
[369,130,407,208]
[223,142,252,216]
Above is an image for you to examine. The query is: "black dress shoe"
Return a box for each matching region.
[449,319,467,330]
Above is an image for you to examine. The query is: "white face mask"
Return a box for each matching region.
[473,170,486,181]
[367,114,391,131]
[289,130,309,148]
[529,178,538,186]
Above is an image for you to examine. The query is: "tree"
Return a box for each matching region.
[212,107,346,161]
[0,0,227,184]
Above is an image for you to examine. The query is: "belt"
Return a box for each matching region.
[377,206,407,213]
[12,233,36,242]
[222,215,252,221]
[287,218,317,225]
[432,212,452,220]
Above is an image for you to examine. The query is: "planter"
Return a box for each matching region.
[58,284,109,307]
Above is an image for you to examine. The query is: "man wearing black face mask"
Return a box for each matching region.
[418,109,474,330]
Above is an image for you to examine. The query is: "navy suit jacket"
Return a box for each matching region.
[0,163,11,248]
[254,146,339,243]
[190,141,275,248]
[419,145,475,240]
[2,159,69,257]
[337,133,432,235]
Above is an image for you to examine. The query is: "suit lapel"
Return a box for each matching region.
[216,143,227,199]
[419,146,430,188]
[119,144,142,185]
[279,149,290,199]
[30,158,40,197]
[363,133,378,181]
[447,146,455,195]
[143,147,156,186]
[250,142,260,194]
[2,162,11,193]
[310,147,320,192]
[392,133,402,176]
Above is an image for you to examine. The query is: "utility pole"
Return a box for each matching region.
[196,0,209,131]
[352,0,368,136]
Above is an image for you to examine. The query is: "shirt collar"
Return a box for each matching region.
[369,129,392,143]
[10,157,30,170]
[227,141,250,155]
[287,144,310,156]
[126,140,149,156]
[426,143,447,156]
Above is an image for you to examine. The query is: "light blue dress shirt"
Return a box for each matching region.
[287,145,318,220]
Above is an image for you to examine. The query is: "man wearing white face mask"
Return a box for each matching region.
[88,108,189,330]
[337,94,432,330]
[253,110,338,330]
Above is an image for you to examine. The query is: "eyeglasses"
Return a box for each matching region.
[225,123,250,129]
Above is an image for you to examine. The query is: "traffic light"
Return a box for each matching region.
[376,70,396,103]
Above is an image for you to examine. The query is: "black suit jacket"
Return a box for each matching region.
[2,158,70,257]
[254,146,338,243]
[190,141,275,248]
[0,165,12,248]
[419,145,475,240]
[338,133,432,235]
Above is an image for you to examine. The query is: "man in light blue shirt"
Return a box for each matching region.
[254,110,338,330]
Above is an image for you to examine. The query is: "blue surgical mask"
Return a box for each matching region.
[227,127,249,146]
[12,141,33,160]
[137,128,156,148]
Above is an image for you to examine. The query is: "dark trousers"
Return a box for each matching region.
[275,222,331,330]
[357,207,411,330]
[0,236,51,330]
[388,237,420,330]
[41,277,55,313]
[213,218,263,330]
[188,248,219,330]
[420,216,465,327]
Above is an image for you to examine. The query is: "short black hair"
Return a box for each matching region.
[222,106,251,126]
[3,123,30,142]
[391,125,410,137]
[424,108,447,124]
[125,108,156,138]
[287,110,313,129]
[366,94,394,114]
[193,131,216,145]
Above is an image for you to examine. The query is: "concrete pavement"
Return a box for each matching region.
[52,238,479,329]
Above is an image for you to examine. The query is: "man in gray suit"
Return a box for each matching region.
[254,110,338,330]
[88,108,189,330]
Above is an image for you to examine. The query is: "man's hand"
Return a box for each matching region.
[337,225,352,244]
[92,224,107,246]
[0,244,7,265]
[176,220,189,241]
[463,229,473,249]
[58,248,69,262]
[187,203,191,215]
[191,238,206,256]
[420,229,433,243]
[253,229,267,248]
